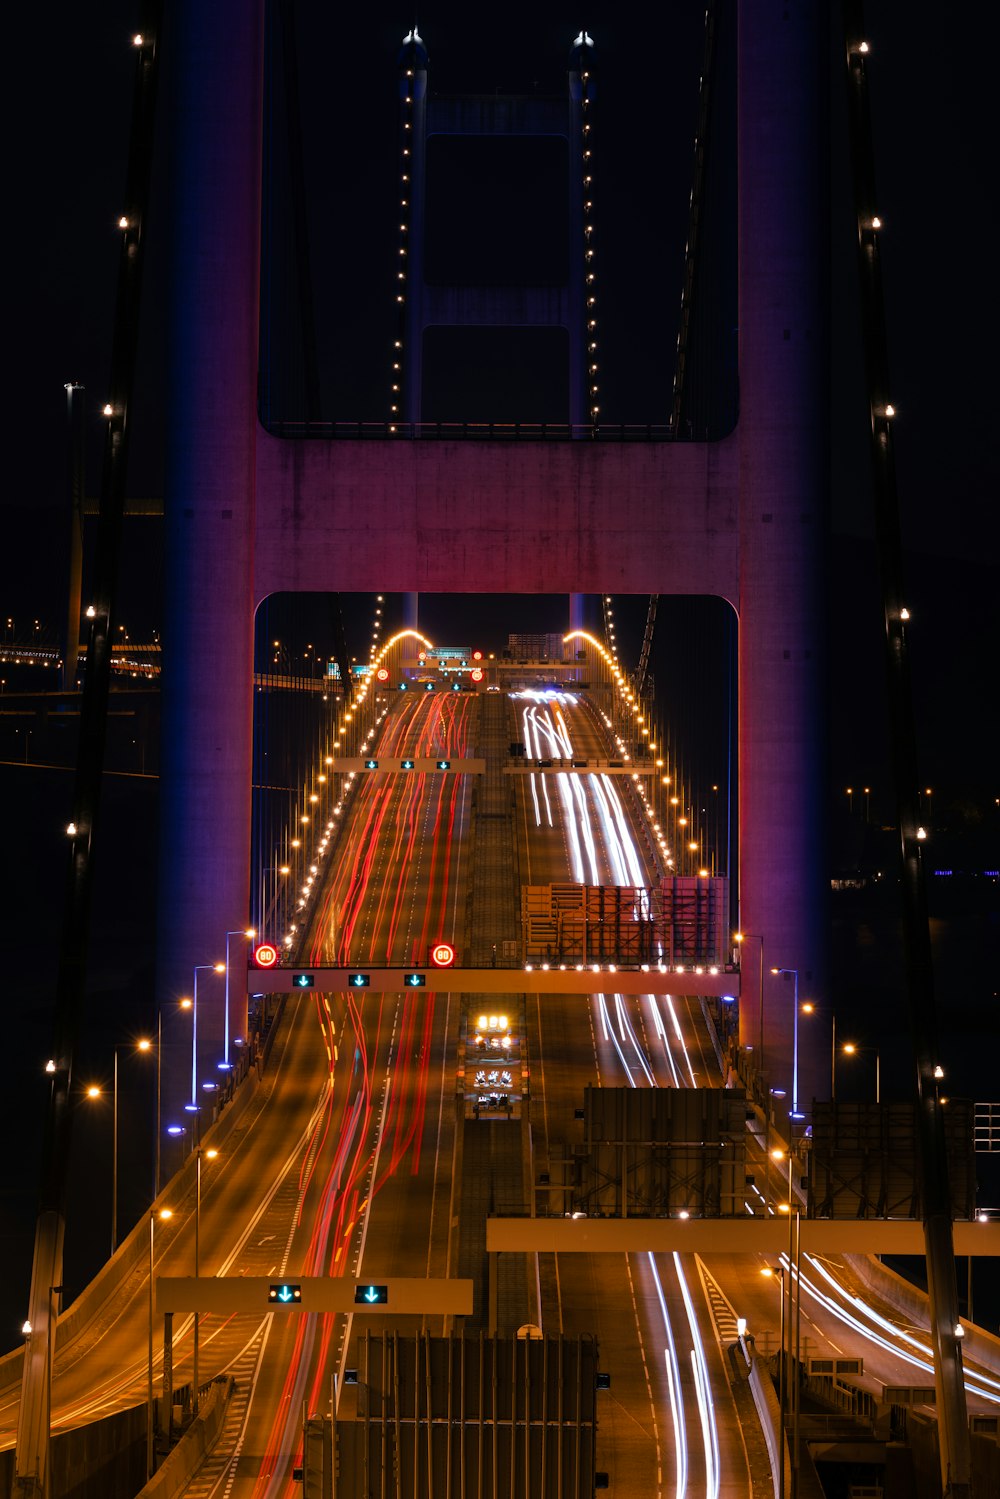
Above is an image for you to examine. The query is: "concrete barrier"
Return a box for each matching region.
[133,1376,234,1499]
[742,1339,788,1499]
[843,1252,1000,1377]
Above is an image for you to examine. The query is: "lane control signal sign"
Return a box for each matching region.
[253,943,279,969]
[436,760,450,770]
[293,974,314,989]
[365,759,378,770]
[355,1284,388,1305]
[269,1283,302,1304]
[401,760,415,770]
[405,973,426,987]
[349,973,370,988]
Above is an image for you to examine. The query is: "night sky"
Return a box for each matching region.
[2,1,999,1343]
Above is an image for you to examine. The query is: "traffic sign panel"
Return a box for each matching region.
[355,1284,389,1305]
[269,1283,302,1304]
[158,1276,473,1315]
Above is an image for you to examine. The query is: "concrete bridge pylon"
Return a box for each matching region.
[156,2,828,1120]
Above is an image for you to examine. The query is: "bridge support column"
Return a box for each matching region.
[156,0,264,1119]
[736,0,828,1113]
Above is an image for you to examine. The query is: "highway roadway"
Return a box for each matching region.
[3,682,999,1498]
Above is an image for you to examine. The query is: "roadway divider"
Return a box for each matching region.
[738,1335,789,1499]
[133,1376,234,1498]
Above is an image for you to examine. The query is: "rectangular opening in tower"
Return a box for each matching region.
[421,327,569,424]
[249,592,736,970]
[425,136,569,286]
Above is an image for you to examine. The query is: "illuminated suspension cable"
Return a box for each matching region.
[671,2,717,435]
[388,32,423,431]
[573,33,599,431]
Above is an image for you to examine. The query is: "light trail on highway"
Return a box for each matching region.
[9,672,994,1498]
[515,688,736,1497]
[233,690,475,1496]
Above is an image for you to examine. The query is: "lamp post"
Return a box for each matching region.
[223,930,255,1067]
[734,932,765,1074]
[191,963,225,1106]
[842,1041,881,1103]
[147,1208,172,1479]
[771,967,803,1120]
[111,1038,153,1254]
[260,864,291,943]
[155,1012,162,1196]
[762,1265,787,1499]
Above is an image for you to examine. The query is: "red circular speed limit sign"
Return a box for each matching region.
[376,667,389,681]
[430,942,456,968]
[470,668,484,682]
[254,942,280,969]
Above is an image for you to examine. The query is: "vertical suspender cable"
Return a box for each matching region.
[15,11,162,1496]
[843,9,970,1495]
[671,2,717,437]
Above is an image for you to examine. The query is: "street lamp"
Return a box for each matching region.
[734,932,765,1072]
[168,1113,219,1416]
[223,929,255,1067]
[259,864,291,943]
[842,1041,881,1103]
[147,1208,172,1479]
[112,1038,153,1254]
[190,963,225,1105]
[771,968,804,1120]
[761,1266,788,1499]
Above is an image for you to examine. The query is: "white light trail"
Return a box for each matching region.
[648,1253,689,1499]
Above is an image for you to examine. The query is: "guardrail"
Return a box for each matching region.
[265,419,681,441]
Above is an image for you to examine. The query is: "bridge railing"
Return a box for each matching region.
[266,419,680,442]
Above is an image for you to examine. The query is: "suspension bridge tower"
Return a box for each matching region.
[155,1,829,1120]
